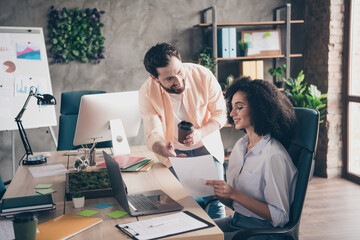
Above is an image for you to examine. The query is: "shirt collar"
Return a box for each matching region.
[250,133,271,155]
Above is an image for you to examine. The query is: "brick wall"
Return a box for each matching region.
[305,0,344,177]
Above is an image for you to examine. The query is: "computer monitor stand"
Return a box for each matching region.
[110,119,131,156]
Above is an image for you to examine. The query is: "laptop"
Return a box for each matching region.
[103,151,183,216]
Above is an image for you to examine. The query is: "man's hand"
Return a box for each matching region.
[183,129,202,147]
[204,180,235,199]
[152,141,176,158]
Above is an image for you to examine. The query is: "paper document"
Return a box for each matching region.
[117,211,213,240]
[0,220,15,240]
[28,164,69,178]
[169,155,219,197]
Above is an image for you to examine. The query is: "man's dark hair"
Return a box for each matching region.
[143,43,181,78]
[225,76,296,147]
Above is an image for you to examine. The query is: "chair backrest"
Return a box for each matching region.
[0,174,6,200]
[57,91,113,151]
[286,107,320,227]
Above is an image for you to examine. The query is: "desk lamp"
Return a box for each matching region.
[15,87,56,165]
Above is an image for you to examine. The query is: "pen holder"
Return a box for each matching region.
[74,149,90,171]
[89,148,96,166]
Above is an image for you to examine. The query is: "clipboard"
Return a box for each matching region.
[115,211,214,240]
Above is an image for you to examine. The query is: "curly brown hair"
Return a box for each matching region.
[225,76,296,147]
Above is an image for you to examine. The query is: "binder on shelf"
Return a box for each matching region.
[36,214,102,240]
[218,28,229,58]
[116,211,214,240]
[229,28,237,58]
[0,194,55,217]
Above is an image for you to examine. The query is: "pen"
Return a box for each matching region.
[148,222,165,228]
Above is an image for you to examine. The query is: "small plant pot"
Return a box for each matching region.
[72,196,85,208]
[275,81,285,88]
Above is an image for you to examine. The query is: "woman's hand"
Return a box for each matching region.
[204,180,235,199]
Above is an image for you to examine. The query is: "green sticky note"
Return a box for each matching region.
[264,32,272,38]
[36,188,56,195]
[76,210,99,217]
[35,184,53,189]
[106,210,128,218]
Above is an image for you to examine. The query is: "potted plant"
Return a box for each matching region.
[72,191,85,208]
[238,40,248,56]
[283,70,328,123]
[268,64,287,88]
[194,46,216,74]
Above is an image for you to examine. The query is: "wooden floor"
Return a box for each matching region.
[300,176,360,240]
[225,177,360,239]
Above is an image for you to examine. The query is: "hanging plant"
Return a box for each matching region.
[48,6,106,64]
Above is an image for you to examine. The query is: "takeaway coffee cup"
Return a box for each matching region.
[178,121,194,144]
[13,212,38,240]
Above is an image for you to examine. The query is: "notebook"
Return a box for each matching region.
[96,155,145,168]
[103,151,183,217]
[0,194,55,217]
[36,214,102,240]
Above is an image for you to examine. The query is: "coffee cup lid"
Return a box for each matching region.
[178,121,194,130]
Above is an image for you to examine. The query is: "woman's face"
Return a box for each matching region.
[230,91,252,130]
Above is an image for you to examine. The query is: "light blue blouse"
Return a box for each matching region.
[227,134,298,227]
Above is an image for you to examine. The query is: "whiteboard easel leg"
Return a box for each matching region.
[11,131,15,177]
[48,126,57,149]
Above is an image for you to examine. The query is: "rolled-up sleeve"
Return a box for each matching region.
[206,69,227,128]
[139,86,165,151]
[264,152,296,227]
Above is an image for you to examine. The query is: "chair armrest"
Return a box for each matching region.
[3,180,11,186]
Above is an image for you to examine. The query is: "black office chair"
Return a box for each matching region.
[0,174,11,200]
[232,107,320,240]
[57,91,113,151]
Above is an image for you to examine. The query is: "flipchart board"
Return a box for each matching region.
[0,26,57,131]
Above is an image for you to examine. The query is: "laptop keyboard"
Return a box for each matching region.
[127,194,158,212]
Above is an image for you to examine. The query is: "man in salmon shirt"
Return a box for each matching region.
[139,43,227,219]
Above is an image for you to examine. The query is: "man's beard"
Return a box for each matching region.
[159,79,185,94]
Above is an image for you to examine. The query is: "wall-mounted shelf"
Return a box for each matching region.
[194,3,304,81]
[217,54,303,61]
[194,20,304,28]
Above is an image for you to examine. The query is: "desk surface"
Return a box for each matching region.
[2,146,223,240]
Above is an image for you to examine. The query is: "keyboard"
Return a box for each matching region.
[127,194,157,212]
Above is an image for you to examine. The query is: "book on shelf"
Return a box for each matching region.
[0,194,55,217]
[37,214,102,240]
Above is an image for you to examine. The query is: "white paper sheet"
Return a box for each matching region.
[28,164,69,178]
[117,211,208,240]
[0,220,15,240]
[169,155,219,197]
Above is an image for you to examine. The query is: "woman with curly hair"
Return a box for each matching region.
[205,77,298,240]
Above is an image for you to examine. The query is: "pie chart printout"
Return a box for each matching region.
[3,61,16,73]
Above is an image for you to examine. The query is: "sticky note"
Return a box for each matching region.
[106,210,128,218]
[36,188,56,195]
[76,210,99,217]
[92,202,114,209]
[35,184,53,189]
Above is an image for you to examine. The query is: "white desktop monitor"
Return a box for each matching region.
[73,91,141,156]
